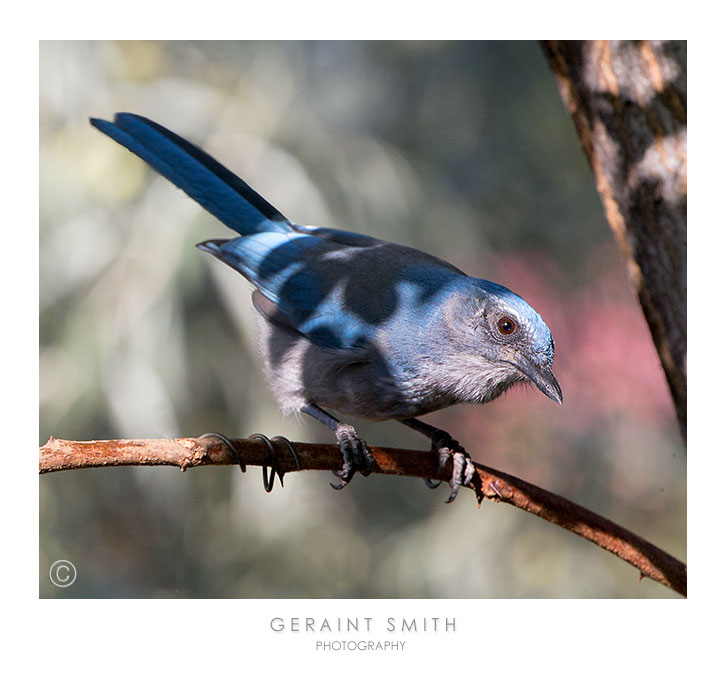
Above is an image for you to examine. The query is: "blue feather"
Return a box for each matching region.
[90,113,291,236]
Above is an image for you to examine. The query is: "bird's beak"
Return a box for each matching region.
[511,357,563,404]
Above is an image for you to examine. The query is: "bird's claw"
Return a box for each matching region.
[443,447,476,503]
[330,423,376,490]
[429,431,475,503]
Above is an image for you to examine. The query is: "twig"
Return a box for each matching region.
[39,435,686,597]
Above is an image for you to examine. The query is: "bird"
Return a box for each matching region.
[90,112,562,502]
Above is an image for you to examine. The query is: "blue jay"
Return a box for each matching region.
[90,113,562,501]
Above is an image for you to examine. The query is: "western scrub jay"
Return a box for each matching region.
[90,113,562,502]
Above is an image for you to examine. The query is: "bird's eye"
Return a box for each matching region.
[497,316,517,335]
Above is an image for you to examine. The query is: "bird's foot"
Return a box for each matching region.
[430,430,476,503]
[330,423,376,490]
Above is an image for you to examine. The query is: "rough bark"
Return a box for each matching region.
[542,40,687,440]
[39,435,687,596]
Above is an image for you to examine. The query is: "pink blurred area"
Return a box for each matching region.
[425,247,678,491]
[500,249,674,425]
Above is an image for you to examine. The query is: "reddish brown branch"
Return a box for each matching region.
[39,435,686,597]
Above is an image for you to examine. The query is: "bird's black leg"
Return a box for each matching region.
[400,418,476,503]
[301,403,376,490]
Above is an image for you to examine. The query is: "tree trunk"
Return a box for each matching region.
[541,40,686,441]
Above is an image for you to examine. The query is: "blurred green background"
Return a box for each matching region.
[39,40,685,598]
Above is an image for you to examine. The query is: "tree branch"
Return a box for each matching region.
[541,40,687,440]
[39,435,686,597]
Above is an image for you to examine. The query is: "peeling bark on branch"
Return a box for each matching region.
[542,40,687,440]
[40,435,687,597]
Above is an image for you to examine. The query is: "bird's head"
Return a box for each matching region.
[445,279,562,406]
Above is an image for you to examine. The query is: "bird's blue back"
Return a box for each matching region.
[201,229,467,351]
[90,113,465,352]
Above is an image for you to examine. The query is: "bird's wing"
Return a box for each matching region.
[90,113,291,236]
[198,231,382,350]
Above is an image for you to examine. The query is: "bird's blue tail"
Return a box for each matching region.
[90,113,292,236]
